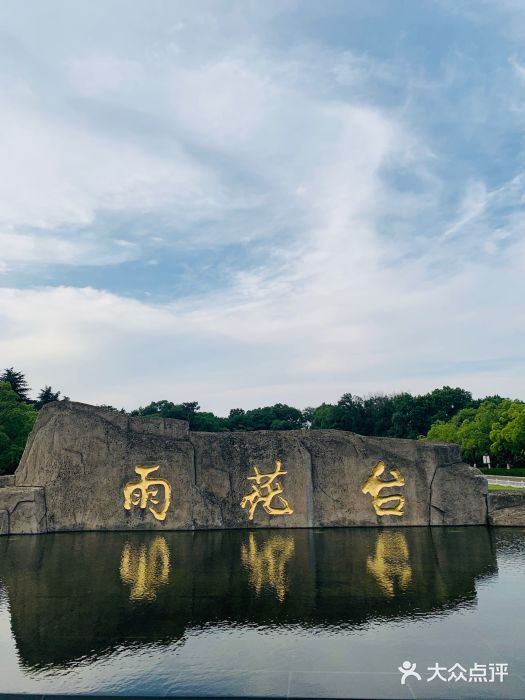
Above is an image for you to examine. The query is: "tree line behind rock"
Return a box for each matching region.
[0,367,524,475]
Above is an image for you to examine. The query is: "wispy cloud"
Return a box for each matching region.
[0,0,524,409]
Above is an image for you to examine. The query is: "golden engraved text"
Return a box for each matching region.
[240,460,294,520]
[123,465,171,521]
[362,460,405,516]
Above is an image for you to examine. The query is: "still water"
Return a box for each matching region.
[0,527,524,698]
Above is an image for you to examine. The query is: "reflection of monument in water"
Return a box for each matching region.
[366,531,412,597]
[0,528,497,670]
[120,536,171,601]
[241,532,295,602]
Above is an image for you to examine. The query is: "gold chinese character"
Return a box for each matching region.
[240,460,294,521]
[123,465,172,522]
[241,532,295,602]
[120,536,171,601]
[362,460,405,516]
[367,531,412,596]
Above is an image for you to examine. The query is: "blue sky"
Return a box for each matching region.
[0,0,524,413]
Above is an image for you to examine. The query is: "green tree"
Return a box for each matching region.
[131,386,479,438]
[308,387,475,438]
[335,393,367,432]
[0,382,38,475]
[302,406,316,427]
[455,402,503,464]
[489,401,525,467]
[131,400,227,431]
[232,404,306,431]
[131,400,187,419]
[310,403,340,429]
[361,394,396,436]
[0,367,31,402]
[190,412,228,431]
[425,398,523,467]
[227,408,249,430]
[35,385,61,409]
[390,387,475,439]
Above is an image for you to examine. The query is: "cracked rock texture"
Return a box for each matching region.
[0,487,47,534]
[488,491,525,526]
[3,400,489,534]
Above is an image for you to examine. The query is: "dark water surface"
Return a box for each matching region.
[0,527,524,698]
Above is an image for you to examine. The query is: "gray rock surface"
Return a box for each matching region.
[430,463,488,525]
[4,400,490,534]
[488,490,525,526]
[0,487,47,534]
[0,510,8,535]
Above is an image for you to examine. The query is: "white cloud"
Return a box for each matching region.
[443,181,488,239]
[66,55,145,97]
[510,57,525,81]
[169,58,278,150]
[0,98,227,248]
[0,2,524,409]
[0,232,138,271]
[1,209,524,413]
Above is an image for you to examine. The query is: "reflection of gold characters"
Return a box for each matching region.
[362,460,406,516]
[240,460,294,520]
[241,532,295,602]
[367,531,412,596]
[123,465,172,522]
[120,536,171,601]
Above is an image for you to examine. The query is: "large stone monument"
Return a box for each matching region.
[0,401,493,535]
